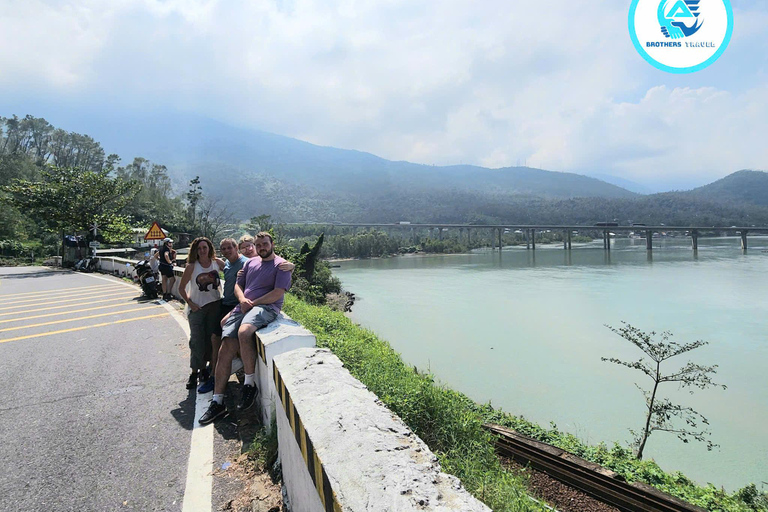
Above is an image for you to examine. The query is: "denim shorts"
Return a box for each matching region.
[220,305,277,339]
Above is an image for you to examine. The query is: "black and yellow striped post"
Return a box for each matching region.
[273,360,343,512]
[254,333,267,364]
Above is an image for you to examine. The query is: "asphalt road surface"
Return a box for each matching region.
[0,267,248,512]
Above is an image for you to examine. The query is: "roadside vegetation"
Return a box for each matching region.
[278,224,595,260]
[244,420,280,481]
[0,115,240,261]
[283,294,768,512]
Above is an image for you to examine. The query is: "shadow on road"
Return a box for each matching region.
[212,382,255,442]
[170,382,261,446]
[131,296,161,304]
[0,268,68,279]
[170,391,196,431]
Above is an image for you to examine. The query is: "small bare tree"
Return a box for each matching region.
[198,196,235,242]
[602,322,726,460]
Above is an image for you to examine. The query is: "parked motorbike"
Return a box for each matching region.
[134,260,161,299]
[74,257,98,272]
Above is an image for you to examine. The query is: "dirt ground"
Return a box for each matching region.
[219,452,283,512]
[501,458,620,512]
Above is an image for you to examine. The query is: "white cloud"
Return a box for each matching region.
[0,0,112,87]
[567,84,768,184]
[0,0,765,187]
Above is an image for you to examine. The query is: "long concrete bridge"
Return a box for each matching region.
[289,223,768,252]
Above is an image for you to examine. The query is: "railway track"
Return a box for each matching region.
[484,424,706,512]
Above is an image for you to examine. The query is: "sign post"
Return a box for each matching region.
[144,222,166,242]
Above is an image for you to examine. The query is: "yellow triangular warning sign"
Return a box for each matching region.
[144,222,166,241]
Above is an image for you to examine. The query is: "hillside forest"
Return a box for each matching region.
[2,114,768,266]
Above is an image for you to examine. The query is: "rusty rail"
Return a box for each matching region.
[484,424,706,512]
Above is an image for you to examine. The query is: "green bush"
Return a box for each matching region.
[0,239,25,256]
[276,234,340,305]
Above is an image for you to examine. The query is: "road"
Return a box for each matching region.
[0,267,249,512]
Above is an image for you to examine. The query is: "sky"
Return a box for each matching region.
[1,0,766,190]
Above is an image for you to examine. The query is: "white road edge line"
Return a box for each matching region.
[81,273,213,512]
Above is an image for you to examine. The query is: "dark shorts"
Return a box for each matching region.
[159,263,174,278]
[215,302,237,336]
[221,305,278,340]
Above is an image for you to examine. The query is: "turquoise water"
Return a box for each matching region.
[334,237,768,491]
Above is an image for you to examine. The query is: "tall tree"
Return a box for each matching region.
[602,322,726,459]
[186,176,203,228]
[115,157,186,229]
[21,115,54,164]
[198,196,235,242]
[49,129,106,171]
[4,165,139,250]
[245,214,274,234]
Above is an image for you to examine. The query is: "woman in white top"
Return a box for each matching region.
[178,237,224,390]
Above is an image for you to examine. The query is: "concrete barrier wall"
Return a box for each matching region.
[272,348,491,512]
[253,316,317,429]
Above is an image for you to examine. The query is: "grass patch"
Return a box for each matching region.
[244,419,281,482]
[283,294,767,512]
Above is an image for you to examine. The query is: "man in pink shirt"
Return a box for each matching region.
[200,232,292,425]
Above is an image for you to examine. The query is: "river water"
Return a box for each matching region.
[333,236,768,491]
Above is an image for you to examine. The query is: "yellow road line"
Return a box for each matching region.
[0,306,159,333]
[0,286,131,308]
[0,301,162,324]
[0,294,138,317]
[0,288,130,308]
[0,283,127,299]
[0,290,136,311]
[0,313,171,344]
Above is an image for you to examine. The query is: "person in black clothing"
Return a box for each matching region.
[159,238,177,301]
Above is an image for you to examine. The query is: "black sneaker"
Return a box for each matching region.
[199,400,227,425]
[238,384,259,411]
[185,370,199,390]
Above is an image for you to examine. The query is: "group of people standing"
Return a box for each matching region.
[170,232,293,425]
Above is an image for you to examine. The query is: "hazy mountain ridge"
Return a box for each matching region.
[687,170,768,207]
[75,110,635,201]
[5,110,765,225]
[156,119,764,225]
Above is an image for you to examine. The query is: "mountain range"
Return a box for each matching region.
[7,108,767,225]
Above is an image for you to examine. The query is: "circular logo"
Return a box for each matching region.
[629,0,733,73]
